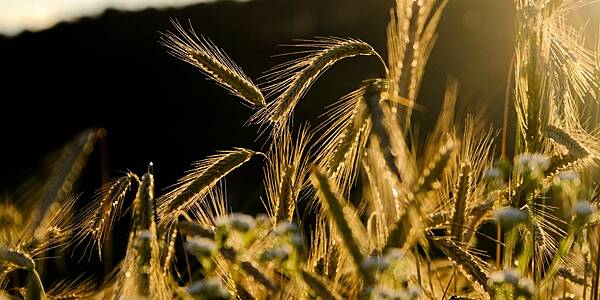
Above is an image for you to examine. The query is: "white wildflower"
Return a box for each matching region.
[515,153,550,175]
[494,207,527,228]
[574,200,595,219]
[187,277,230,298]
[185,237,216,257]
[517,277,535,297]
[361,256,390,273]
[216,213,256,232]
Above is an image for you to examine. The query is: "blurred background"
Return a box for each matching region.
[0,0,598,278]
[0,0,517,201]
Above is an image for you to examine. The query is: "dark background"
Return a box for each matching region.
[0,0,516,205]
[0,0,518,282]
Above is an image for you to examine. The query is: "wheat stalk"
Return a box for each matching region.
[264,126,311,225]
[31,128,98,230]
[161,20,265,108]
[415,137,455,195]
[364,79,405,184]
[316,83,371,196]
[157,148,256,225]
[250,38,380,133]
[76,173,136,257]
[450,163,472,241]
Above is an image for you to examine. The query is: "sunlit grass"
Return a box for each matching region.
[1,0,600,299]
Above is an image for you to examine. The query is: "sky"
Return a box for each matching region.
[0,0,246,36]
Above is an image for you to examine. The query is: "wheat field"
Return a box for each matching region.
[2,0,600,299]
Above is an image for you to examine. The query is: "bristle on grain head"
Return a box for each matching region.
[315,82,372,196]
[161,20,265,108]
[264,126,312,225]
[450,163,472,241]
[157,148,257,226]
[76,172,136,258]
[250,37,379,134]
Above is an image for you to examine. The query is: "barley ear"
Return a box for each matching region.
[543,125,590,158]
[130,163,157,297]
[301,270,342,300]
[316,83,371,196]
[364,79,403,183]
[264,126,311,225]
[161,20,265,107]
[309,167,373,285]
[558,267,586,285]
[251,38,380,132]
[415,137,455,195]
[430,237,494,297]
[157,148,256,226]
[32,128,98,230]
[450,163,472,241]
[76,172,136,257]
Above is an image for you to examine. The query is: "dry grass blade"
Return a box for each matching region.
[161,20,265,107]
[309,167,373,285]
[250,37,379,132]
[157,148,256,225]
[0,247,45,300]
[25,269,45,300]
[301,270,341,300]
[76,173,136,257]
[430,237,493,297]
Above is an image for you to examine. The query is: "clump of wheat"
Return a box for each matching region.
[1,0,600,299]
